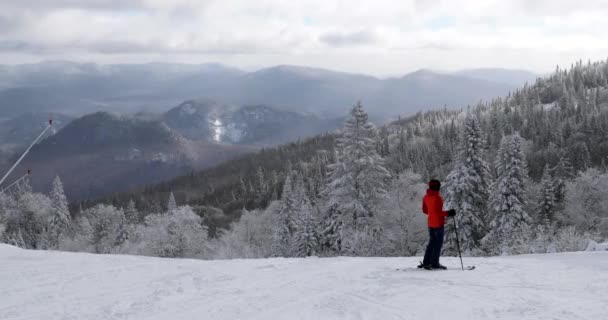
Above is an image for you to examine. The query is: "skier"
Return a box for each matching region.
[418,179,456,270]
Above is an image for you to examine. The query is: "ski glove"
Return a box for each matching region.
[448,209,457,217]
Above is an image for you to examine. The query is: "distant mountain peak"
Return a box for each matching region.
[163,100,336,146]
[403,69,445,80]
[0,61,531,120]
[252,64,373,80]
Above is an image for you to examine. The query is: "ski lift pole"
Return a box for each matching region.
[0,170,31,194]
[0,119,52,187]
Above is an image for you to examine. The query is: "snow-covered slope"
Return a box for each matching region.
[1,245,606,320]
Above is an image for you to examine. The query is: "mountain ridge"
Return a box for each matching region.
[0,62,534,119]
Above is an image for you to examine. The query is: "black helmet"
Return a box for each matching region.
[428,179,441,191]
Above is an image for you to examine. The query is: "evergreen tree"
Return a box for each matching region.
[324,102,390,231]
[48,176,71,247]
[124,199,139,225]
[255,167,267,205]
[271,174,295,257]
[167,192,177,213]
[114,210,129,247]
[550,155,574,203]
[579,142,592,171]
[444,116,491,253]
[318,203,343,253]
[290,195,318,257]
[536,166,555,226]
[270,171,280,201]
[292,171,309,208]
[486,133,531,253]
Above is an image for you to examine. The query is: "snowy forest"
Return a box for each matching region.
[2,59,608,259]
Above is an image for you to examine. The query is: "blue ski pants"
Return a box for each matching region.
[423,226,444,267]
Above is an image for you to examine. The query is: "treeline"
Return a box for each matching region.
[76,134,336,231]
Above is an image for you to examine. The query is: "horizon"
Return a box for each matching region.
[2,1,607,77]
[2,59,548,79]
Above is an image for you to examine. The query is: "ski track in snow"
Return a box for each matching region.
[0,245,607,320]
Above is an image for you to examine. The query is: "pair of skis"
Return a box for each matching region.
[395,263,475,272]
[398,216,475,271]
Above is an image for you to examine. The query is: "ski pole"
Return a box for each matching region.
[0,119,52,187]
[452,216,464,271]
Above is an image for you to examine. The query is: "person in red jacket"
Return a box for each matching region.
[418,179,456,270]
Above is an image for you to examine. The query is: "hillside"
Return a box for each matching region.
[3,112,248,200]
[0,245,606,320]
[0,99,339,201]
[87,134,336,217]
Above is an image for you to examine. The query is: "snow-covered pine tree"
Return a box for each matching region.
[444,165,483,252]
[114,209,129,247]
[271,174,296,257]
[167,192,177,214]
[550,155,574,203]
[320,150,349,253]
[255,167,267,198]
[252,166,269,207]
[290,195,318,257]
[124,199,139,225]
[324,102,390,231]
[48,175,71,247]
[270,171,280,201]
[536,166,556,226]
[444,116,492,253]
[318,203,343,253]
[239,177,247,197]
[486,133,531,254]
[580,142,592,171]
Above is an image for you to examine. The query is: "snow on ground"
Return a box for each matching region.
[1,245,607,320]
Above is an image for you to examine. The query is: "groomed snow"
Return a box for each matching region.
[1,245,607,320]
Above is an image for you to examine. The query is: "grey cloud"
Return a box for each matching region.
[1,0,147,12]
[82,40,162,54]
[0,40,47,53]
[0,35,278,56]
[0,0,214,17]
[0,15,20,33]
[320,30,381,47]
[518,0,608,16]
[61,37,276,55]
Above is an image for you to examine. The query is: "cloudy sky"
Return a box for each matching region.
[1,0,607,76]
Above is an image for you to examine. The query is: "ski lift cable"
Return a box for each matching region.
[0,119,52,188]
[0,170,31,194]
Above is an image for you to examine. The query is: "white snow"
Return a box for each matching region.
[1,245,607,320]
[150,152,169,163]
[586,240,608,251]
[542,102,557,110]
[225,123,245,142]
[179,104,197,116]
[210,118,224,142]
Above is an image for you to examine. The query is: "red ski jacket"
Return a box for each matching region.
[422,189,449,228]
